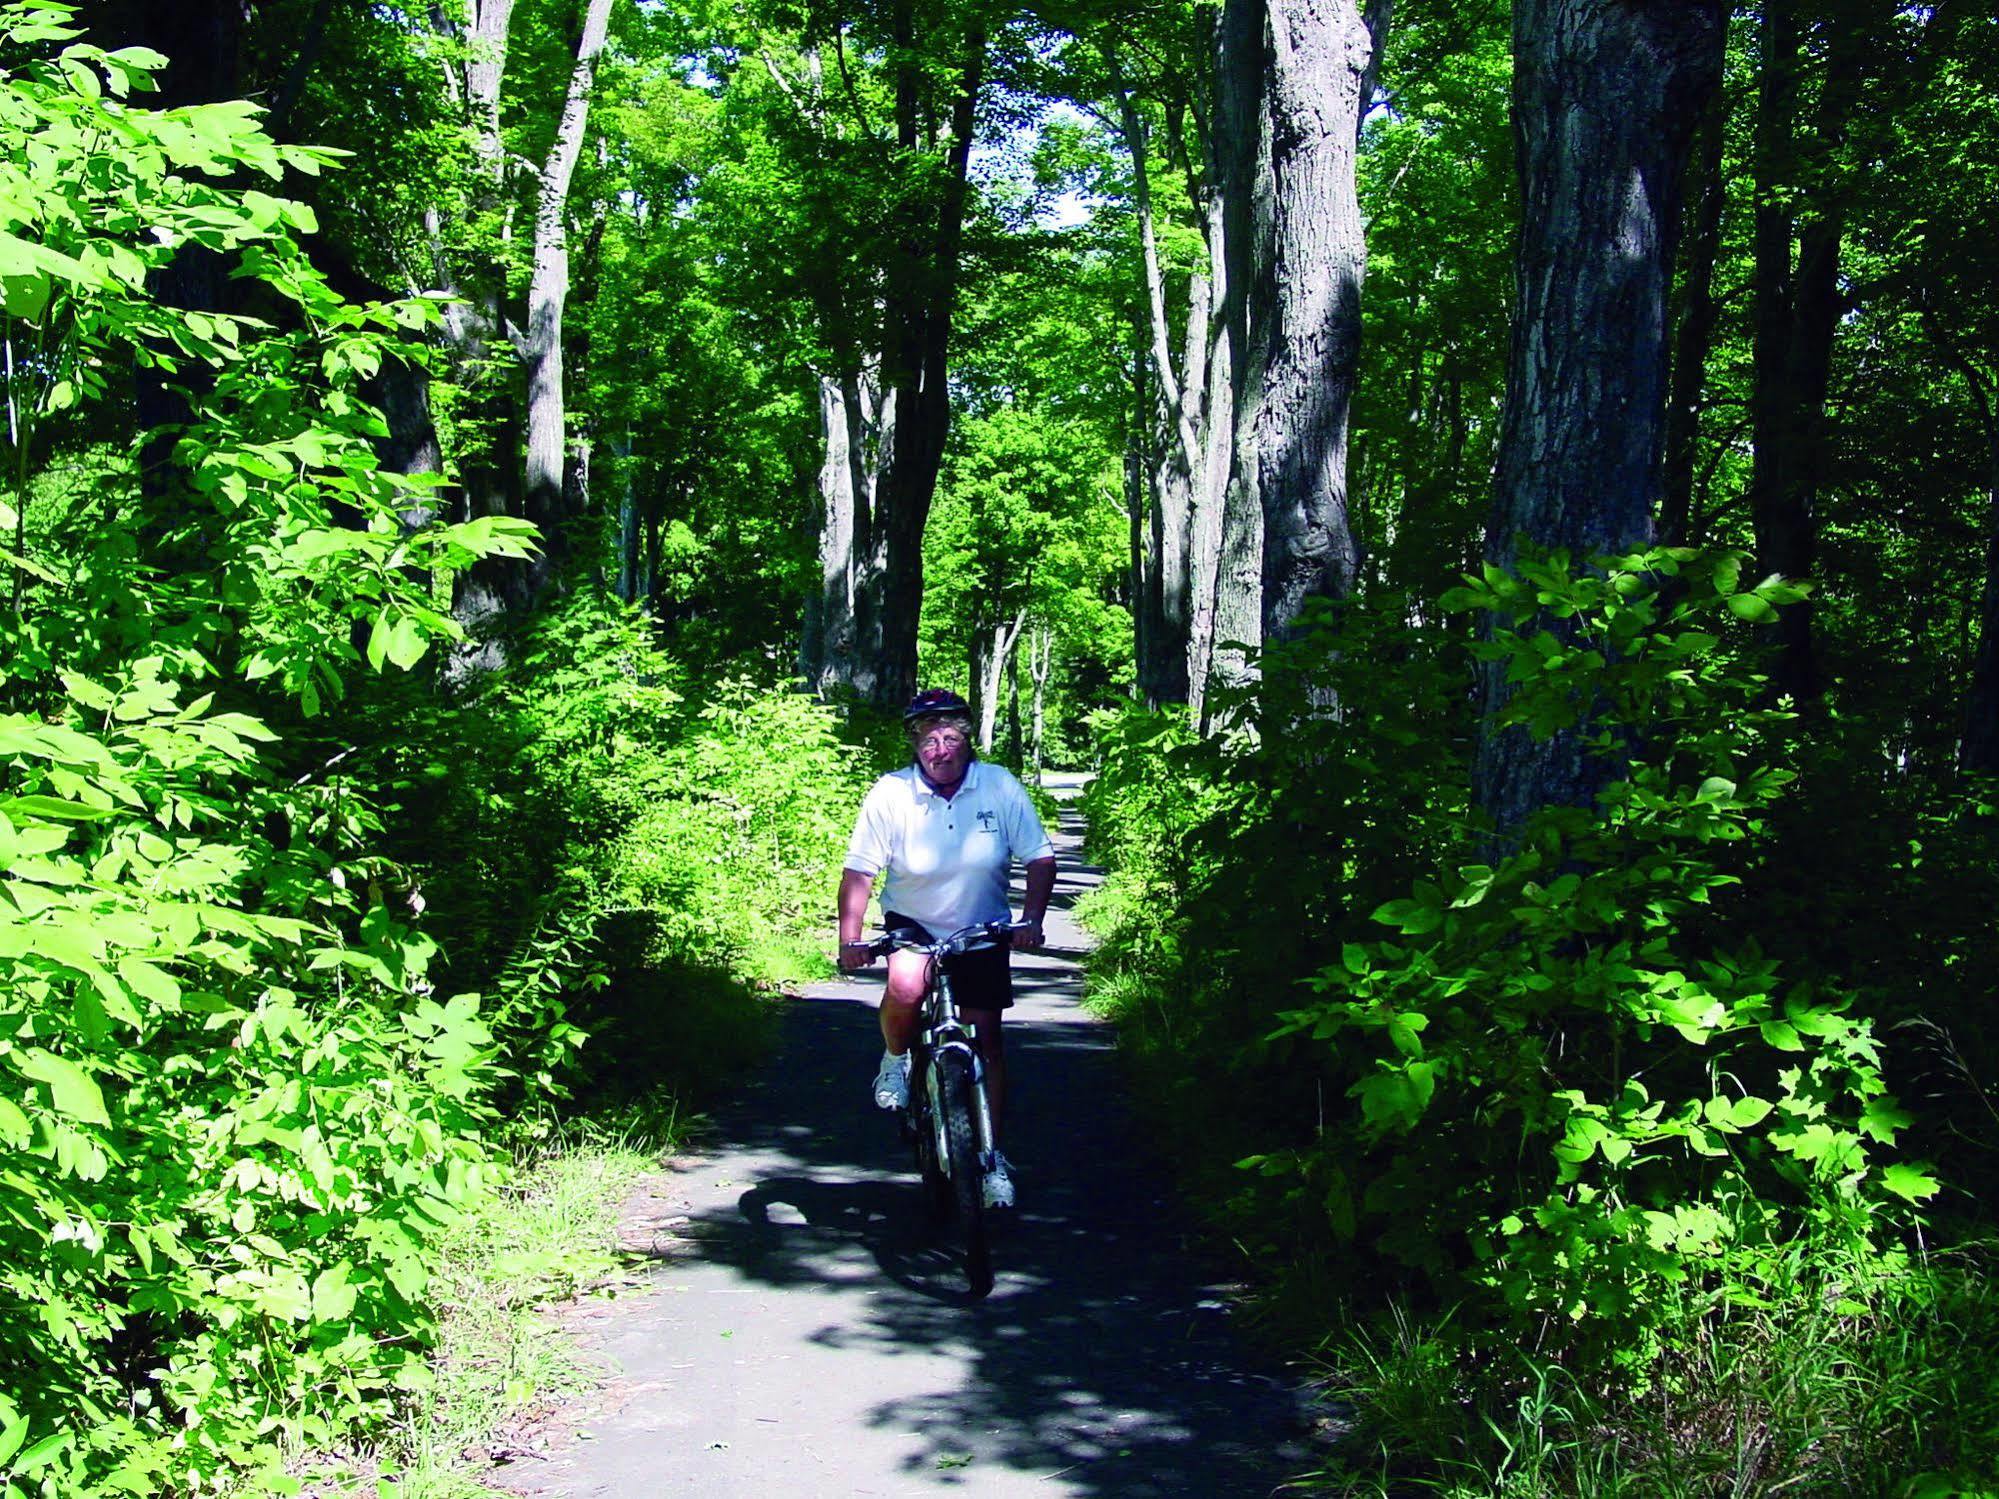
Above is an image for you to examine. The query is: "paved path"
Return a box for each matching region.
[495,776,1310,1498]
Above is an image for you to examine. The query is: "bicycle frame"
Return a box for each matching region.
[916,959,997,1181]
[870,920,1016,1182]
[866,919,1017,1298]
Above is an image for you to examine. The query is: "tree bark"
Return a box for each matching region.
[92,0,253,514]
[1114,67,1198,706]
[1028,621,1052,782]
[808,10,985,710]
[520,0,613,589]
[431,0,521,640]
[1254,0,1374,645]
[1659,63,1729,548]
[1928,318,1999,779]
[1474,0,1727,834]
[974,609,1026,753]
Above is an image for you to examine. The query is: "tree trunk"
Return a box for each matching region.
[814,12,985,710]
[1195,0,1270,729]
[1028,622,1052,782]
[1929,321,1999,778]
[94,0,252,516]
[1114,67,1198,705]
[521,0,614,589]
[1963,416,1999,780]
[1474,0,1727,834]
[1123,362,1154,703]
[974,609,1025,753]
[432,0,521,640]
[1659,62,1729,548]
[1254,0,1375,645]
[1745,0,1877,704]
[1006,631,1024,768]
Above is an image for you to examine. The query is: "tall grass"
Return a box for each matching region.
[299,1100,694,1497]
[1303,1243,1999,1497]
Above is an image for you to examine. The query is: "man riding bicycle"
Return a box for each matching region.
[837,688,1057,1209]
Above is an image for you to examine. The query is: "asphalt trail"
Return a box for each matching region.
[494,776,1309,1498]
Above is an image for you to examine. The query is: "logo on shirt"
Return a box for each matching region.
[976,809,998,833]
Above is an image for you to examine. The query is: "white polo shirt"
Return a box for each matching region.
[843,759,1055,935]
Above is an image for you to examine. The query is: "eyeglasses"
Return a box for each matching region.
[918,731,968,751]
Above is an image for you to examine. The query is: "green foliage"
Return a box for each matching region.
[1271,552,1929,1357]
[1084,549,1941,1384]
[0,665,504,1497]
[1311,1244,1999,1495]
[0,15,536,1492]
[392,588,875,1105]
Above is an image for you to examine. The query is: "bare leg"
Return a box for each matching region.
[959,1006,1005,1145]
[880,950,928,1054]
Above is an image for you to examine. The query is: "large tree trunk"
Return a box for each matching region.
[1474,0,1727,835]
[432,0,522,641]
[1253,0,1375,644]
[1193,0,1276,729]
[93,0,252,515]
[520,0,614,591]
[1747,0,1818,702]
[810,10,985,710]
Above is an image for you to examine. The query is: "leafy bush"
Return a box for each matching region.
[1262,551,1931,1359]
[0,16,530,1491]
[1082,548,1946,1395]
[0,675,499,1495]
[383,589,876,1107]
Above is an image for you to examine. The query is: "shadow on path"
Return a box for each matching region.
[496,790,1313,1498]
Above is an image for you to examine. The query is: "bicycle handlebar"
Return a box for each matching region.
[863,919,1027,961]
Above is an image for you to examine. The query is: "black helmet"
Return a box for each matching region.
[902,688,971,723]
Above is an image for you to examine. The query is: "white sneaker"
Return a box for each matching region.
[982,1152,1016,1209]
[872,1050,909,1110]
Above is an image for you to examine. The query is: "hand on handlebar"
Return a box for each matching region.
[837,939,877,972]
[1011,919,1045,952]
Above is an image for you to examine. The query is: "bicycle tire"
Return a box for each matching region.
[912,1053,952,1221]
[936,1048,992,1297]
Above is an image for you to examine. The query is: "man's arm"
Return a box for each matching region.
[837,867,875,970]
[1015,856,1057,948]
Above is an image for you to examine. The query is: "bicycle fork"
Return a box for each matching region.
[924,1030,997,1177]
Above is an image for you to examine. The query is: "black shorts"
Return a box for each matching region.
[883,911,1014,1012]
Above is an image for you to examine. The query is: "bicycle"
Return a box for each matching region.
[862,919,1021,1299]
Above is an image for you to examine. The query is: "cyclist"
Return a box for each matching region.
[836,688,1057,1209]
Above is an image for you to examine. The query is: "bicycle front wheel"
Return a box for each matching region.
[935,1048,992,1298]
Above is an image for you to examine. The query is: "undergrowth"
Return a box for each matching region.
[299,1102,691,1498]
[1080,549,1999,1496]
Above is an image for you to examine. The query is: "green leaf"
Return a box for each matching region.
[0,1410,26,1467]
[1879,1162,1940,1204]
[15,1049,109,1126]
[384,614,427,671]
[1729,1095,1774,1128]
[14,1429,67,1473]
[1759,1021,1805,1051]
[1726,593,1776,623]
[312,1262,358,1324]
[0,795,115,823]
[1860,1096,1914,1145]
[0,1094,30,1147]
[117,957,181,1012]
